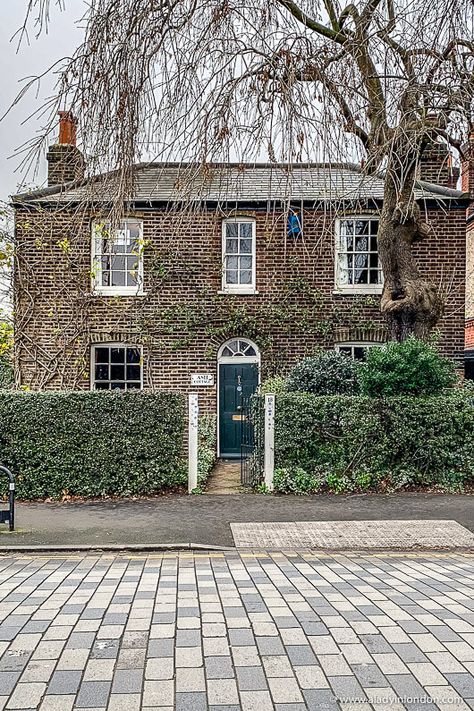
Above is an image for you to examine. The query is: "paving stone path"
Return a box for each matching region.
[0,552,473,709]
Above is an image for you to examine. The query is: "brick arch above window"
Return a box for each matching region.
[334,327,388,344]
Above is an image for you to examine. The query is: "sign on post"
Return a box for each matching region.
[264,393,275,492]
[188,392,199,493]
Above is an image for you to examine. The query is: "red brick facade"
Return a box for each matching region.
[13,192,468,410]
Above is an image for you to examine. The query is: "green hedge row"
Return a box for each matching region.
[273,390,474,493]
[0,391,186,499]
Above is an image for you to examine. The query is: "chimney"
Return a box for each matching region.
[461,132,474,196]
[46,111,85,186]
[418,139,459,189]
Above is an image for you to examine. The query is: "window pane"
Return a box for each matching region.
[95,382,109,390]
[101,256,111,270]
[111,348,125,363]
[355,220,369,235]
[127,382,141,390]
[370,220,379,234]
[111,271,126,286]
[353,347,366,360]
[340,233,353,251]
[354,235,368,252]
[127,348,141,363]
[240,239,252,254]
[111,364,125,380]
[226,223,238,238]
[95,348,109,363]
[338,268,350,285]
[226,239,238,254]
[370,234,378,252]
[226,256,238,270]
[240,256,252,270]
[95,364,109,380]
[369,269,380,284]
[240,223,252,238]
[111,382,126,390]
[111,256,126,271]
[127,222,141,246]
[127,365,141,381]
[369,253,379,268]
[240,270,252,284]
[127,256,139,271]
[126,272,138,286]
[226,270,238,284]
[101,271,110,287]
[340,220,353,236]
[339,347,352,356]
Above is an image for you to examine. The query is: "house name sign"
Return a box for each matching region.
[191,373,215,386]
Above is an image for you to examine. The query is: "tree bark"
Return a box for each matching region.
[378,171,444,341]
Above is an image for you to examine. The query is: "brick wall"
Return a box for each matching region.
[14,200,467,410]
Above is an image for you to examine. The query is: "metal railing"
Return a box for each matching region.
[0,466,15,532]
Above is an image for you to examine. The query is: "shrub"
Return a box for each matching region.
[0,390,186,499]
[273,467,322,494]
[0,321,13,389]
[259,376,287,395]
[359,338,457,397]
[273,390,474,492]
[286,351,360,395]
[198,414,217,486]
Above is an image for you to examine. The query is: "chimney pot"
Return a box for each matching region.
[58,110,77,146]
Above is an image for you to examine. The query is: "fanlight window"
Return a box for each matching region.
[221,339,257,357]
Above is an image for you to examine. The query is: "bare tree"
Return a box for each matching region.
[19,0,474,339]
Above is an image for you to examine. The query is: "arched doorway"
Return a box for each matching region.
[217,338,260,458]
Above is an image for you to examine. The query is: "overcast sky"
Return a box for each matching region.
[0,1,86,202]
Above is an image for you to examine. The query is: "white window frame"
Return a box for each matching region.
[90,343,144,390]
[221,218,257,294]
[334,216,383,295]
[91,219,145,296]
[335,342,382,360]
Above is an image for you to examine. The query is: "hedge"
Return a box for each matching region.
[273,390,474,493]
[0,391,186,499]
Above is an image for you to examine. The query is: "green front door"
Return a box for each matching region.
[219,362,259,457]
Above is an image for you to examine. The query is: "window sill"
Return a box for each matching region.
[91,290,147,297]
[217,289,259,296]
[333,286,383,296]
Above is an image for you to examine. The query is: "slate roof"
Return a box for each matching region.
[12,161,467,204]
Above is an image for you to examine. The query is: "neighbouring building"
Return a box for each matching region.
[12,112,471,457]
[464,132,474,379]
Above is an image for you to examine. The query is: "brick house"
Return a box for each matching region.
[12,113,471,457]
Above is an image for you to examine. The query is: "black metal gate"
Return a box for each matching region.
[240,395,263,486]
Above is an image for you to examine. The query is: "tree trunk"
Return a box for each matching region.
[378,172,444,341]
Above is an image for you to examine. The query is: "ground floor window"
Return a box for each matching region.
[336,342,381,361]
[92,345,142,390]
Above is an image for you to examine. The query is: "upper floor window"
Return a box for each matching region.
[92,344,142,390]
[221,218,256,293]
[335,217,382,293]
[92,219,144,295]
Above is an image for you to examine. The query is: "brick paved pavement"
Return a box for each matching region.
[0,552,473,709]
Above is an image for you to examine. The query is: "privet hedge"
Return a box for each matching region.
[0,391,186,499]
[273,391,474,494]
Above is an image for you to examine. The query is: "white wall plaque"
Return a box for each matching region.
[191,373,214,386]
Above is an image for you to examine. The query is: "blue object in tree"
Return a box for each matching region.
[287,212,302,238]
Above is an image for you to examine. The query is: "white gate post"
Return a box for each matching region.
[188,392,199,493]
[264,393,275,492]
